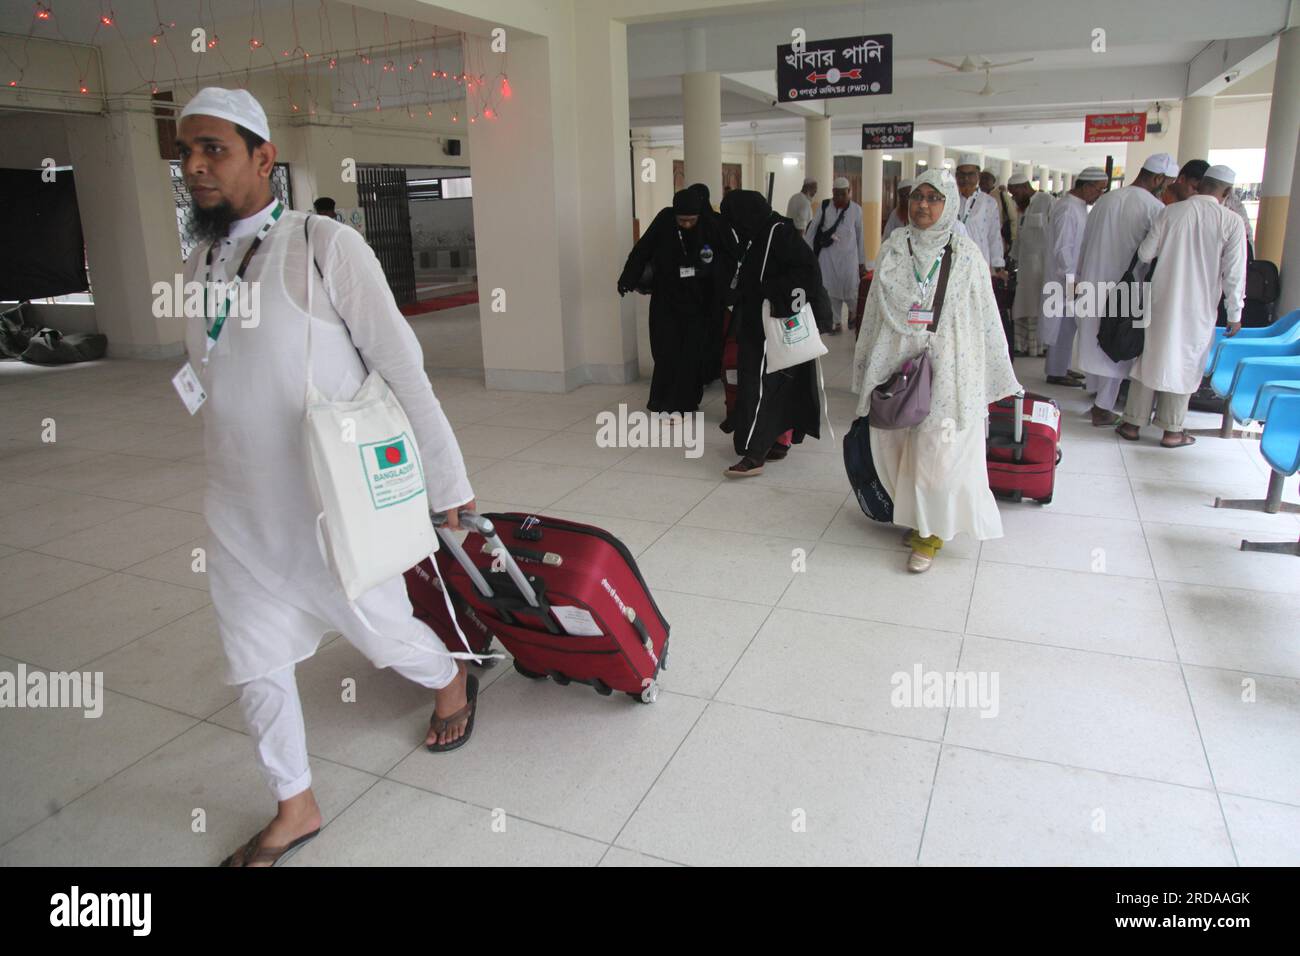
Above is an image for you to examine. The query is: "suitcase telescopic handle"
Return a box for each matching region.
[431,509,541,609]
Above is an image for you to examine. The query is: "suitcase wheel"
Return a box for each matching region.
[471,640,499,668]
[1035,495,1052,505]
[591,678,613,697]
[512,660,547,680]
[547,670,571,686]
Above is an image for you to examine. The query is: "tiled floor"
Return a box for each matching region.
[1,327,1299,867]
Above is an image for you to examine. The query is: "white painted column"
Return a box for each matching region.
[804,116,833,208]
[862,147,883,266]
[1258,25,1300,263]
[1177,95,1214,165]
[1037,165,1051,191]
[900,152,916,181]
[682,71,722,200]
[1061,172,1071,192]
[998,158,1012,185]
[1277,128,1300,315]
[927,142,945,174]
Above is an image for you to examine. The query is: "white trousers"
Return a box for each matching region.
[239,625,459,801]
[1092,375,1124,412]
[1045,315,1077,377]
[830,296,850,328]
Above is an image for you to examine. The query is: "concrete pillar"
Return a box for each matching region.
[927,142,945,173]
[1258,26,1300,263]
[998,158,1012,185]
[1061,172,1071,192]
[805,115,833,207]
[292,123,358,215]
[900,152,916,181]
[682,71,722,200]
[1278,129,1300,316]
[862,148,883,266]
[1177,95,1214,165]
[1037,165,1050,191]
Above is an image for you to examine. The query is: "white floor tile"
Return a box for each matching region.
[1160,581,1300,678]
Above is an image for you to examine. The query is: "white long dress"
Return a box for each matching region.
[854,231,1020,542]
[1011,191,1054,320]
[1072,185,1163,381]
[805,199,865,302]
[183,203,474,684]
[1130,196,1248,395]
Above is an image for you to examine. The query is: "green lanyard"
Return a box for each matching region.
[908,238,942,303]
[202,200,284,361]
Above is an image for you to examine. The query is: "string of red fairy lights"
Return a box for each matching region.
[4,0,511,125]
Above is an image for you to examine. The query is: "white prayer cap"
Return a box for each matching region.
[1075,166,1108,182]
[1205,164,1236,185]
[832,176,850,189]
[956,152,981,168]
[1007,172,1030,186]
[898,179,915,189]
[179,87,271,141]
[802,176,817,186]
[1141,152,1178,177]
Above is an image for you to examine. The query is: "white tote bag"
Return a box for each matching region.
[300,223,438,603]
[758,222,828,373]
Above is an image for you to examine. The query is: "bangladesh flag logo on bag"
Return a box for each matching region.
[783,316,801,331]
[374,439,408,469]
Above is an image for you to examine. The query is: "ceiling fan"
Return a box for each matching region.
[950,66,1026,97]
[930,54,1035,73]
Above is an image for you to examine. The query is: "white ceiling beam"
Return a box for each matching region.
[1186,35,1280,97]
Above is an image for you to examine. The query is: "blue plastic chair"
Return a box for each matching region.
[1226,356,1300,424]
[1210,329,1300,397]
[1205,308,1300,376]
[1251,381,1300,422]
[1218,394,1300,555]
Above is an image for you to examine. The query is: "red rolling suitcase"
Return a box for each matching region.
[986,392,1062,504]
[419,511,670,703]
[404,553,499,664]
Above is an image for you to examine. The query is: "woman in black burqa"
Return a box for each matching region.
[718,189,828,477]
[618,186,735,414]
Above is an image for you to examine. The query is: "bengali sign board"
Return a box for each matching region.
[1084,112,1147,144]
[776,34,893,102]
[862,122,913,149]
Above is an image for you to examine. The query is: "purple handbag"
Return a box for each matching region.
[869,240,954,430]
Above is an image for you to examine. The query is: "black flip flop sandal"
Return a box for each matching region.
[220,826,320,867]
[1115,424,1141,441]
[1160,433,1197,448]
[427,673,479,753]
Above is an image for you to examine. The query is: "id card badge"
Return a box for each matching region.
[172,363,207,415]
[907,307,934,327]
[679,266,696,278]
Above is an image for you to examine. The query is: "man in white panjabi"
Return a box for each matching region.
[174,88,478,866]
[804,176,865,334]
[1007,172,1053,357]
[852,169,1020,574]
[882,179,913,241]
[1040,167,1109,387]
[952,153,1007,279]
[1072,153,1178,426]
[785,178,817,234]
[1117,165,1248,448]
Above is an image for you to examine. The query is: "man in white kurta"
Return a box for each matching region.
[1008,175,1053,356]
[1072,153,1177,424]
[1119,166,1247,446]
[804,176,865,334]
[953,155,1006,274]
[174,88,477,865]
[786,179,816,234]
[1041,167,1109,383]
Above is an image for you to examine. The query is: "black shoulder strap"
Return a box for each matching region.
[927,240,956,333]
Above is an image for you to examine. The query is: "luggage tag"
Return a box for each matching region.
[679,266,696,278]
[172,362,207,415]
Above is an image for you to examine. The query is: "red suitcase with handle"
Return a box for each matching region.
[986,392,1062,504]
[405,552,499,664]
[417,511,670,703]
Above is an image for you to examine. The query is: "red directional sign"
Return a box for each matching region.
[1084,112,1147,143]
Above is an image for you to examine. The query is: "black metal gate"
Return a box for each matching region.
[357,164,416,306]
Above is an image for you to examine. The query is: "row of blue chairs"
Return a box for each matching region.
[1201,309,1300,556]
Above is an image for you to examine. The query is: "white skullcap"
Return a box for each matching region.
[802,177,817,186]
[1205,164,1236,185]
[179,87,271,141]
[1007,172,1030,186]
[1141,152,1178,177]
[1075,166,1108,182]
[898,179,915,189]
[957,152,981,168]
[832,176,850,189]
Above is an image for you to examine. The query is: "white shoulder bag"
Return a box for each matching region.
[744,221,834,449]
[300,220,437,600]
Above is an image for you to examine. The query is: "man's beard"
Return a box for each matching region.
[187,197,238,243]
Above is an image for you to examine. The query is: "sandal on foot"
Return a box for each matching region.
[220,826,320,867]
[907,550,934,573]
[724,457,764,478]
[427,673,479,753]
[1045,375,1084,388]
[765,444,790,461]
[1160,432,1197,448]
[1090,407,1120,427]
[1115,423,1141,441]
